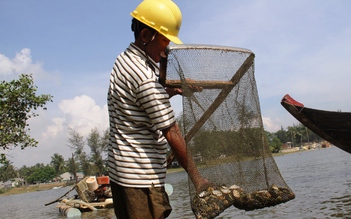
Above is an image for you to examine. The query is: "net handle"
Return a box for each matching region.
[163,80,235,89]
[160,56,235,89]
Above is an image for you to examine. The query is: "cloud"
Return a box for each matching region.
[0,48,45,76]
[0,48,109,167]
[42,117,66,139]
[8,95,108,168]
[44,95,109,138]
[262,117,279,132]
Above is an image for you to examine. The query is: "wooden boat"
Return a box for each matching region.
[281,94,351,154]
[46,176,113,217]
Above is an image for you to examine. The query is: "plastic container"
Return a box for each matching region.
[86,176,99,191]
[97,176,110,185]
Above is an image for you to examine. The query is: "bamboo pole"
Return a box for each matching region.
[44,184,77,206]
[164,80,235,89]
[58,204,81,217]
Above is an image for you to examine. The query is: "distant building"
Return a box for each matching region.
[281,142,293,150]
[60,172,84,182]
[2,178,23,188]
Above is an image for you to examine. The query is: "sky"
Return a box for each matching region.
[1,0,351,168]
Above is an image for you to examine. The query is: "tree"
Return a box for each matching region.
[67,127,85,173]
[87,128,100,175]
[100,128,109,158]
[87,128,104,176]
[26,163,55,184]
[67,128,85,156]
[276,126,288,144]
[0,160,17,182]
[66,155,78,182]
[80,153,92,176]
[67,128,92,176]
[18,165,32,185]
[0,74,53,163]
[100,128,110,175]
[50,153,65,178]
[270,136,282,153]
[287,125,299,147]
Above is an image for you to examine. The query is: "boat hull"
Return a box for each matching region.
[281,94,351,154]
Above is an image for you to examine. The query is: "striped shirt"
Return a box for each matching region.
[107,43,175,188]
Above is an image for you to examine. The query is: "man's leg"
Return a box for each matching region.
[110,181,172,219]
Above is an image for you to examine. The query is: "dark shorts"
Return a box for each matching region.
[110,181,172,219]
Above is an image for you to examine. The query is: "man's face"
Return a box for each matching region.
[146,33,170,63]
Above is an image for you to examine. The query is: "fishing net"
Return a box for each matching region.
[160,44,295,219]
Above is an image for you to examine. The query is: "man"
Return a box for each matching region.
[107,0,208,218]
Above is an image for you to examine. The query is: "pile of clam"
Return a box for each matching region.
[191,184,295,219]
[191,184,245,219]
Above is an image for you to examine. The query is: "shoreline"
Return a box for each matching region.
[166,146,326,175]
[0,181,68,197]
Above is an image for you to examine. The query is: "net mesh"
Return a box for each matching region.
[161,45,295,219]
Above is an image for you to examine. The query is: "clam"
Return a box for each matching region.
[221,188,231,194]
[232,189,241,198]
[256,190,271,199]
[269,184,279,192]
[199,190,210,198]
[229,184,240,190]
[212,190,222,197]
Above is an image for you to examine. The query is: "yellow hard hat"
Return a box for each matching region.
[131,0,183,44]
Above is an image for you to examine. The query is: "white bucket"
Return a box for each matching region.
[86,176,99,191]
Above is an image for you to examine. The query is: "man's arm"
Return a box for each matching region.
[162,123,209,192]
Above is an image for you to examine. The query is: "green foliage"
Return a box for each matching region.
[67,128,85,156]
[80,152,92,176]
[275,126,289,144]
[67,127,109,177]
[87,128,103,175]
[0,160,17,182]
[26,164,55,184]
[50,153,66,177]
[18,165,32,180]
[270,136,282,153]
[66,156,78,178]
[266,123,323,153]
[285,123,322,147]
[0,74,53,163]
[0,188,7,194]
[67,128,89,175]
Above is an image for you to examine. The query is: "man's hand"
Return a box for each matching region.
[165,87,182,98]
[165,79,203,98]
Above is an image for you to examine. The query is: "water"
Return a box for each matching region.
[1,146,350,219]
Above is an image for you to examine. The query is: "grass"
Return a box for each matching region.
[0,181,67,197]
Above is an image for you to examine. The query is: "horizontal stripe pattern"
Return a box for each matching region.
[107,43,175,188]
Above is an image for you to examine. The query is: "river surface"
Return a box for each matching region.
[1,146,350,219]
